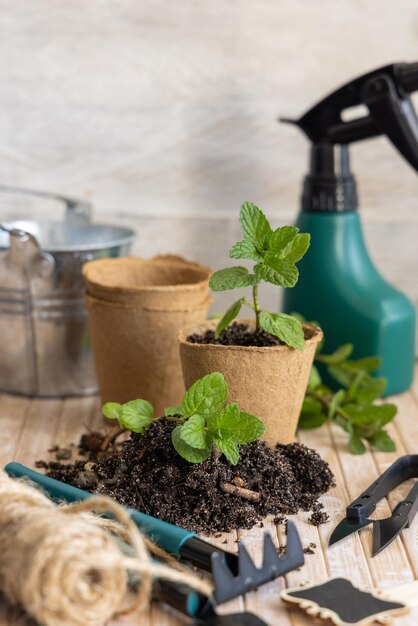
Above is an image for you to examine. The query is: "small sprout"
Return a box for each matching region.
[101,372,265,465]
[102,399,153,433]
[209,202,310,349]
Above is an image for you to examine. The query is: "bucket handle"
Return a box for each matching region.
[0,224,55,280]
[0,185,92,224]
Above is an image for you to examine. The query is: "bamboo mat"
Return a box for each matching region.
[0,370,417,626]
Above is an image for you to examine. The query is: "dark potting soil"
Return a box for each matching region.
[41,420,335,534]
[187,322,286,347]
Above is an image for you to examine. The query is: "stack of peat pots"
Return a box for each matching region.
[83,255,212,415]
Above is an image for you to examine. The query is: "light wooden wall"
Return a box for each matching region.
[1,0,418,312]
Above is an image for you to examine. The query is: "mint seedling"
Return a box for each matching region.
[102,372,265,465]
[297,318,397,454]
[102,399,154,433]
[209,202,310,349]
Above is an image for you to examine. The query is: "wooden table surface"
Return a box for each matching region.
[0,372,417,626]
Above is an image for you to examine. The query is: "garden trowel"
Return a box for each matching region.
[5,462,304,605]
[328,455,418,555]
[157,578,269,625]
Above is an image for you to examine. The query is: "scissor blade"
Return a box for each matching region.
[372,516,408,557]
[328,517,373,546]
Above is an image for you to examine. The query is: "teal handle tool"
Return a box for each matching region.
[4,462,212,617]
[5,462,302,612]
[4,462,237,574]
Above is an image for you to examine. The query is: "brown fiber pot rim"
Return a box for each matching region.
[179,319,323,353]
[83,256,211,295]
[85,291,213,312]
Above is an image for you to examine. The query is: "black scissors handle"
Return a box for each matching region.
[390,479,418,528]
[346,455,418,523]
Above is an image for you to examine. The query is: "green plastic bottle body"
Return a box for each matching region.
[283,211,416,395]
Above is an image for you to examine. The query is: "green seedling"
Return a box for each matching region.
[102,372,265,465]
[209,201,311,349]
[297,316,397,454]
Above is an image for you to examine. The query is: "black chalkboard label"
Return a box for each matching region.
[282,577,407,626]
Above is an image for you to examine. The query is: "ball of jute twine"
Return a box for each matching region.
[0,474,213,626]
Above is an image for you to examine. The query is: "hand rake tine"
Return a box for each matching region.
[211,524,305,606]
[211,551,238,605]
[260,531,283,576]
[277,521,305,573]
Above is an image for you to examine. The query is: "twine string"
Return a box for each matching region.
[0,474,213,626]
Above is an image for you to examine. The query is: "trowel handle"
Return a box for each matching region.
[4,462,236,573]
[0,185,92,224]
[346,455,418,522]
[156,579,211,618]
[4,462,195,555]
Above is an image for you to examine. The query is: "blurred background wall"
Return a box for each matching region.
[1,0,418,310]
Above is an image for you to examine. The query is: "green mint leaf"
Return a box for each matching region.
[368,429,396,452]
[307,365,322,391]
[209,266,258,292]
[256,258,298,288]
[299,396,327,429]
[172,425,211,463]
[119,399,153,433]
[279,233,311,262]
[315,344,354,365]
[344,356,381,373]
[180,415,208,449]
[181,372,228,417]
[328,364,354,388]
[102,402,122,420]
[259,311,305,350]
[301,397,323,415]
[164,405,183,416]
[344,403,397,426]
[354,377,387,404]
[207,401,239,433]
[349,433,366,454]
[213,435,240,465]
[208,403,265,444]
[215,298,246,338]
[233,411,265,443]
[335,414,353,433]
[229,240,264,262]
[328,389,346,419]
[268,225,298,252]
[346,370,367,400]
[298,411,328,429]
[239,201,272,249]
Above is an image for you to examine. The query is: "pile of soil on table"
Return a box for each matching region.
[39,420,335,534]
[187,321,286,347]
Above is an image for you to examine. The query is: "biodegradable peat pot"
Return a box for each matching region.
[83,255,211,415]
[179,319,323,446]
[83,254,210,307]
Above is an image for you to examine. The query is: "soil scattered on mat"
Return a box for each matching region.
[39,420,335,534]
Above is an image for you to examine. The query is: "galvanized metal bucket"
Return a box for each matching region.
[0,189,135,397]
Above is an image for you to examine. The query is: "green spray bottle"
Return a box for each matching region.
[282,63,418,394]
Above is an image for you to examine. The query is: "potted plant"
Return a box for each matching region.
[178,202,323,446]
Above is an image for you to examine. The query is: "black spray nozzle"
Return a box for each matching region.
[281,62,418,172]
[280,62,418,212]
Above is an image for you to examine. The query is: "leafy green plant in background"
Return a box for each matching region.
[102,372,265,465]
[298,321,397,454]
[209,202,310,349]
